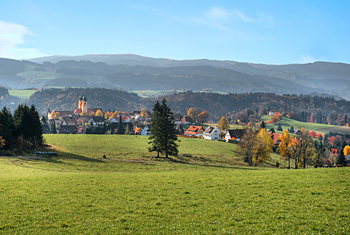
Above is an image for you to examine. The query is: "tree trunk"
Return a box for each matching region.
[288,157,291,169]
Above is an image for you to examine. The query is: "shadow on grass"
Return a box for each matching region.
[155,155,260,170]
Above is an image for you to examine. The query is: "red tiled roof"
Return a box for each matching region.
[185,125,204,135]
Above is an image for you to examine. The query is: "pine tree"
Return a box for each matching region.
[0,107,14,150]
[260,121,266,129]
[277,122,283,131]
[149,99,179,158]
[116,116,125,134]
[125,123,131,135]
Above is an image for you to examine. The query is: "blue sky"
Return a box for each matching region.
[0,0,349,64]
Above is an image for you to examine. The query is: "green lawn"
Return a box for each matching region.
[261,115,350,135]
[0,135,349,233]
[8,90,39,100]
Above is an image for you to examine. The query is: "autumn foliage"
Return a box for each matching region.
[269,112,282,124]
[309,131,317,138]
[344,146,350,156]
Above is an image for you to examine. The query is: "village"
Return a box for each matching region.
[46,96,247,141]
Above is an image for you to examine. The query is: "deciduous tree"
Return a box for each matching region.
[279,130,294,169]
[197,111,209,124]
[252,128,273,165]
[218,116,229,131]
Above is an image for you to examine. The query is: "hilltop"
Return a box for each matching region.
[0,55,348,99]
[26,88,350,121]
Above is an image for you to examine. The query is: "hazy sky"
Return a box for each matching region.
[0,0,349,64]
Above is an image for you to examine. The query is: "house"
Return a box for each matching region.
[269,110,275,116]
[61,116,78,126]
[134,125,151,136]
[331,148,339,157]
[203,126,221,140]
[271,133,282,145]
[182,116,195,125]
[225,129,245,142]
[184,125,205,137]
[172,113,183,125]
[88,116,105,127]
[58,125,77,134]
[175,124,184,135]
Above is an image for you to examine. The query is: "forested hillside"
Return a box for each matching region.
[27,88,350,122]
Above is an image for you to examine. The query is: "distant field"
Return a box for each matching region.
[43,134,284,168]
[8,89,39,100]
[261,115,350,135]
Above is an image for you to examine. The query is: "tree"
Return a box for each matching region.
[292,128,315,169]
[344,145,350,156]
[0,107,14,150]
[310,131,317,138]
[141,108,149,119]
[95,110,103,117]
[149,99,179,158]
[289,125,295,133]
[336,142,347,166]
[239,128,256,166]
[81,110,88,116]
[279,130,294,169]
[277,122,283,131]
[116,116,125,134]
[252,128,273,165]
[218,116,229,131]
[187,108,201,123]
[197,111,209,124]
[125,123,131,135]
[260,121,266,129]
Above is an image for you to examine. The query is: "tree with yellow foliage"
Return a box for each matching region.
[50,111,60,119]
[197,111,209,124]
[104,112,111,120]
[89,111,95,116]
[252,128,273,165]
[95,109,103,117]
[218,116,229,131]
[141,108,149,119]
[187,107,201,123]
[0,136,5,149]
[279,130,294,169]
[80,110,88,116]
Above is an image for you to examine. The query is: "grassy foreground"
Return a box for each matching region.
[0,135,349,233]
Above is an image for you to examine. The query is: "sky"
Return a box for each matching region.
[0,0,349,64]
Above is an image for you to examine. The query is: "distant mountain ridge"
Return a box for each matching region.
[0,54,348,100]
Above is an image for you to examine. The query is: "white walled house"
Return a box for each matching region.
[203,126,221,140]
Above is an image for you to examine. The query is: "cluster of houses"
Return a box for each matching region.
[47,96,202,135]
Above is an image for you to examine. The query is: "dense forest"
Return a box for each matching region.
[26,88,350,123]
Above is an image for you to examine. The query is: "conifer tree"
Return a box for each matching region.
[125,123,131,135]
[0,107,14,150]
[116,116,124,134]
[277,122,283,131]
[260,120,266,129]
[149,99,179,158]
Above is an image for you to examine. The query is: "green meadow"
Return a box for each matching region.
[8,90,39,100]
[0,134,349,234]
[261,115,350,135]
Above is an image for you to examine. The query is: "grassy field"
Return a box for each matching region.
[8,89,39,100]
[261,115,350,135]
[0,134,349,233]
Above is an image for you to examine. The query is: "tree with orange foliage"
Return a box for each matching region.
[141,108,149,119]
[344,146,350,156]
[316,133,323,139]
[269,112,282,124]
[50,111,60,119]
[309,131,317,138]
[247,122,254,127]
[81,110,88,116]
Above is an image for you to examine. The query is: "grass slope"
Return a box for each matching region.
[0,155,349,234]
[8,90,38,100]
[261,116,350,135]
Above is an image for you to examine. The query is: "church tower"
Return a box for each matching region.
[82,96,88,113]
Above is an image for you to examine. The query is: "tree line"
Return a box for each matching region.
[0,105,43,151]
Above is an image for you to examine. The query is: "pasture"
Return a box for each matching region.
[8,90,39,100]
[261,115,350,135]
[0,134,349,234]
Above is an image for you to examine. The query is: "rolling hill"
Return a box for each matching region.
[0,54,348,99]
